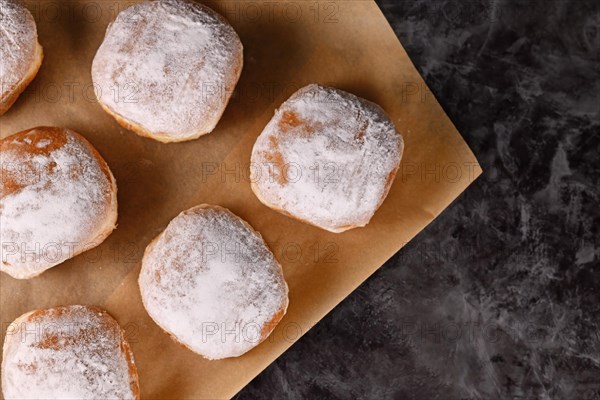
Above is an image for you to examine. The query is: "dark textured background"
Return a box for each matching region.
[238,0,600,399]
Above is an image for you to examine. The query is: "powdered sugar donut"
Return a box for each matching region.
[2,305,140,399]
[139,205,288,360]
[0,127,118,279]
[92,0,243,143]
[250,84,404,233]
[0,0,44,115]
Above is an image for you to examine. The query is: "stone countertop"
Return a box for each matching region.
[238,1,600,399]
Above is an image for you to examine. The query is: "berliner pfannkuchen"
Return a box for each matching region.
[2,305,140,399]
[0,127,118,279]
[250,84,404,233]
[91,0,243,143]
[0,0,44,115]
[139,205,288,360]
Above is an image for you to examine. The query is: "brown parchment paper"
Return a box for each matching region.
[0,0,482,398]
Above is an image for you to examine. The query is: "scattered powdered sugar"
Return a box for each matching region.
[0,128,115,279]
[2,305,138,400]
[92,0,243,139]
[0,0,38,96]
[139,205,288,360]
[251,84,404,232]
[35,139,50,148]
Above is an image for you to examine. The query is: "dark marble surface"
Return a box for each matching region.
[238,1,600,399]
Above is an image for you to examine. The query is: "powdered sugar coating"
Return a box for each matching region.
[0,0,38,98]
[92,0,243,141]
[251,84,404,233]
[2,305,139,399]
[139,205,288,360]
[0,127,117,279]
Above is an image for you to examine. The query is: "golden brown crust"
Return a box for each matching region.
[251,162,401,233]
[251,132,404,231]
[96,100,206,144]
[249,179,355,233]
[250,84,404,233]
[0,42,43,116]
[92,0,244,142]
[0,127,118,279]
[119,328,141,400]
[96,54,243,143]
[0,127,114,191]
[2,305,140,399]
[139,204,289,359]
